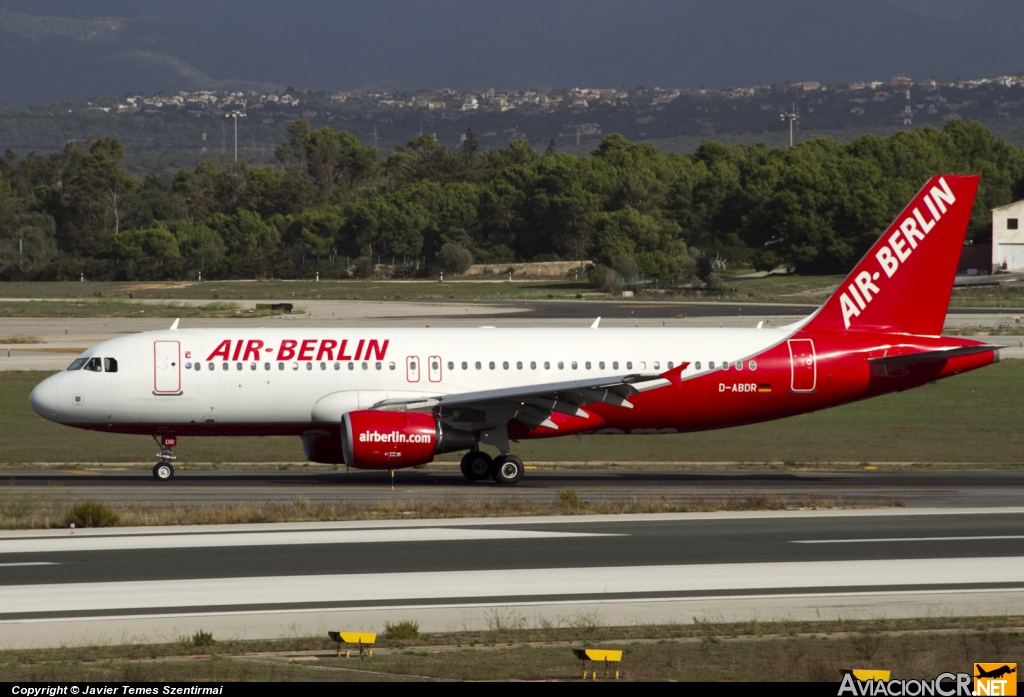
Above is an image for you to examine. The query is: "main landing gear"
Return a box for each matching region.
[459,450,524,485]
[152,435,176,481]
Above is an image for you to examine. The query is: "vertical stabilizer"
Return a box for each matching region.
[804,175,979,336]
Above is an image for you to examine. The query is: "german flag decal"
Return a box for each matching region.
[757,384,772,393]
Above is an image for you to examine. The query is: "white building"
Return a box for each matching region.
[992,200,1024,271]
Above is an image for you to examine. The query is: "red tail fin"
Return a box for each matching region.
[805,175,979,336]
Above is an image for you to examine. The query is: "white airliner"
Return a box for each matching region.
[30,175,999,484]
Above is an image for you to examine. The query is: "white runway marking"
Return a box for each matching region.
[794,536,1024,544]
[6,556,1024,616]
[0,527,614,555]
[0,562,57,568]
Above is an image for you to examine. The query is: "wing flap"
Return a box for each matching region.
[370,365,689,429]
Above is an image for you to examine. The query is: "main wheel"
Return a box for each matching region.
[491,454,524,485]
[153,462,174,481]
[460,451,493,480]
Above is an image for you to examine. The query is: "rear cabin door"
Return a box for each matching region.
[788,339,816,393]
[406,355,420,383]
[154,341,181,393]
[428,355,442,382]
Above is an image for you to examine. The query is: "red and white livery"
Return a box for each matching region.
[30,176,999,484]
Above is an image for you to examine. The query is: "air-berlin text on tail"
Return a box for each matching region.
[839,177,956,329]
[205,338,390,362]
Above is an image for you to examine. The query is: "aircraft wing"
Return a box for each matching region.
[372,364,687,430]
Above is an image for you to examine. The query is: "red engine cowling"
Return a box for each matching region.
[341,411,440,469]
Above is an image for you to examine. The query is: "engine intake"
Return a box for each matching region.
[341,410,475,469]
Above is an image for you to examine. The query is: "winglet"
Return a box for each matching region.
[169,318,180,331]
[661,362,689,388]
[591,317,601,329]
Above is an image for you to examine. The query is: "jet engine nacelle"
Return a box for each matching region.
[341,410,475,469]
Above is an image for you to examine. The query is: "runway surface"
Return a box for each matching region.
[7,468,1024,508]
[1,508,1022,648]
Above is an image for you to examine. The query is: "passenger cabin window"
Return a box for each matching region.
[695,362,701,370]
[626,361,632,369]
[503,361,509,369]
[735,361,742,371]
[749,360,757,370]
[68,358,87,371]
[462,361,468,369]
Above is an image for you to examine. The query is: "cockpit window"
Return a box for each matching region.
[67,358,87,371]
[83,357,103,372]
[103,357,118,373]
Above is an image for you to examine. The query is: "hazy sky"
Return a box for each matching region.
[2,0,1023,101]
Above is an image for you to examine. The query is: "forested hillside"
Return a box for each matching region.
[1,120,1021,284]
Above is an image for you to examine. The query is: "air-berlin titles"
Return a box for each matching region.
[838,176,957,330]
[206,338,390,362]
[358,430,432,444]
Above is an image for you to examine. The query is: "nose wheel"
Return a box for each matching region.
[153,462,174,481]
[152,434,176,482]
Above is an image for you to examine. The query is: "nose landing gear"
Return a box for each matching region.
[153,435,176,481]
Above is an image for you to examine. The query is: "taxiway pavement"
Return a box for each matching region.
[1,508,1022,648]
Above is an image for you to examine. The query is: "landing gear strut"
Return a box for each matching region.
[152,434,176,481]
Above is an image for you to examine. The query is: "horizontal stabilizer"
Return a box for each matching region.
[867,344,1001,367]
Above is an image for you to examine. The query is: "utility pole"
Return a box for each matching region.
[780,103,799,147]
[227,111,246,162]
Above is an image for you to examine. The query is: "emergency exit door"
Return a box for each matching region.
[788,339,816,393]
[154,341,181,393]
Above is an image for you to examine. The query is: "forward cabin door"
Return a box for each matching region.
[788,339,816,393]
[428,355,442,382]
[406,356,420,383]
[154,340,181,394]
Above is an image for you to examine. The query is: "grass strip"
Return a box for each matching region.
[0,490,889,529]
[2,616,1021,681]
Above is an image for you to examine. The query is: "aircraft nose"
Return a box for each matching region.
[29,377,58,420]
